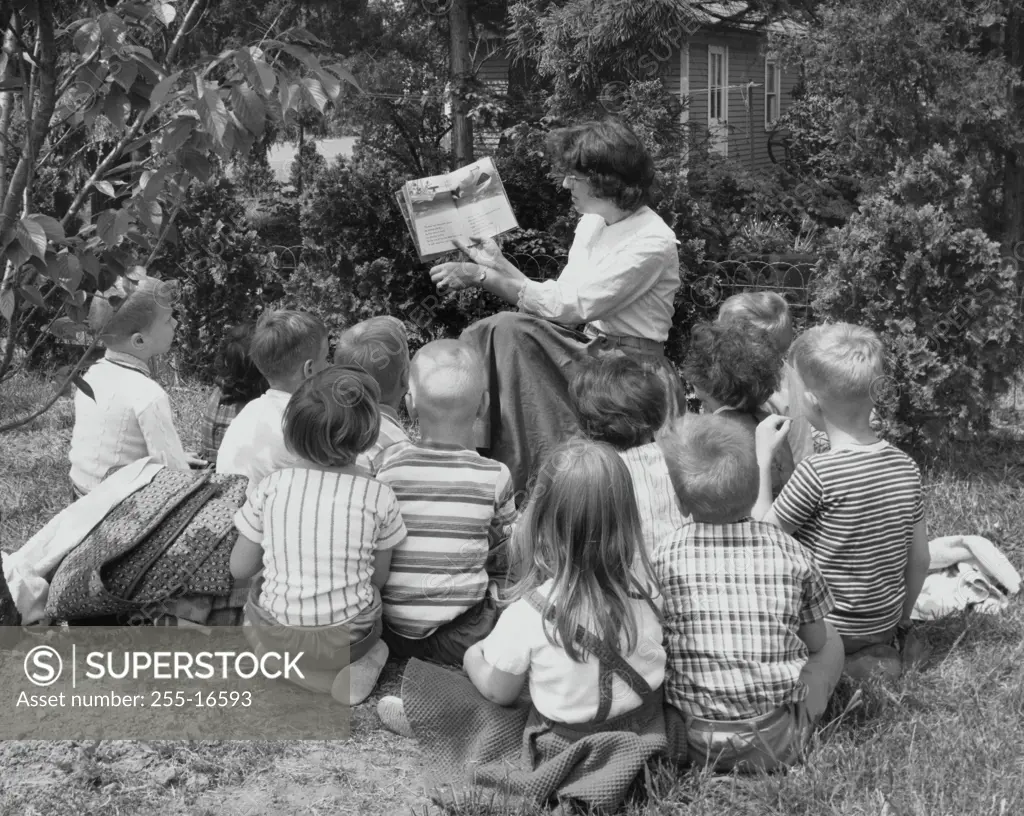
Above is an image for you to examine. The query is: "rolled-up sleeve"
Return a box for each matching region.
[518,234,675,325]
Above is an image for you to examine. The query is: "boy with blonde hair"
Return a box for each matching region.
[375,339,517,665]
[656,414,843,771]
[216,309,330,497]
[333,316,411,473]
[754,323,930,679]
[69,275,197,496]
[718,291,816,467]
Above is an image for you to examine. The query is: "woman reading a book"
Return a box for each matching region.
[428,118,681,500]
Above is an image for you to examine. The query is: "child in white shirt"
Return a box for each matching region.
[216,309,330,498]
[68,275,196,496]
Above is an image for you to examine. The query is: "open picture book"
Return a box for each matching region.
[395,157,519,262]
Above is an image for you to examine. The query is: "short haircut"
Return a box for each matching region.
[283,364,381,467]
[717,291,794,356]
[248,309,328,382]
[409,339,484,423]
[682,322,782,413]
[790,322,884,405]
[334,316,410,403]
[89,276,179,343]
[660,414,758,524]
[569,354,667,450]
[546,118,655,211]
[215,323,267,404]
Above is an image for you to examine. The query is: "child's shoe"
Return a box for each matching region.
[331,640,389,706]
[377,695,414,738]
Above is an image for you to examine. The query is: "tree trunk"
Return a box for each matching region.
[448,0,474,167]
[1004,7,1024,255]
[0,1,56,243]
[0,25,19,206]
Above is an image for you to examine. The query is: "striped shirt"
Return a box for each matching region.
[771,441,924,638]
[375,441,517,639]
[619,442,689,558]
[358,407,410,475]
[234,467,407,627]
[69,350,191,493]
[655,519,834,720]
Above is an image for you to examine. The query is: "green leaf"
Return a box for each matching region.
[253,59,276,95]
[110,58,138,91]
[300,77,328,113]
[275,42,319,70]
[138,199,163,235]
[19,284,46,308]
[114,210,133,243]
[79,252,101,280]
[104,91,127,131]
[198,86,229,144]
[94,180,116,197]
[16,218,48,259]
[146,70,181,120]
[160,117,194,154]
[0,288,13,321]
[181,150,212,182]
[142,164,172,201]
[24,214,65,244]
[48,252,84,292]
[325,63,363,96]
[153,2,176,25]
[50,316,88,340]
[315,68,341,102]
[230,84,266,137]
[73,21,101,55]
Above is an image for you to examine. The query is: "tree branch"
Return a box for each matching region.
[166,0,206,67]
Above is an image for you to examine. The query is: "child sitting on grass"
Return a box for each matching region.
[374,340,517,666]
[570,353,688,557]
[69,275,198,497]
[754,323,930,680]
[682,320,792,495]
[230,365,407,705]
[717,291,816,468]
[200,324,267,462]
[216,309,330,498]
[375,438,667,812]
[657,414,843,772]
[333,316,411,474]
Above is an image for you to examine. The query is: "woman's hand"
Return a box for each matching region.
[429,261,484,293]
[453,236,507,271]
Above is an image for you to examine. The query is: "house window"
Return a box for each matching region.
[708,45,728,156]
[765,58,780,128]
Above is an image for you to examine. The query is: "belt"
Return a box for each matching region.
[583,326,666,357]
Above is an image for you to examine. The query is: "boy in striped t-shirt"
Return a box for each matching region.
[231,365,407,705]
[333,316,412,475]
[754,323,930,679]
[376,340,517,666]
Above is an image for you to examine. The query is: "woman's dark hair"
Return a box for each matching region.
[682,322,783,413]
[568,354,667,450]
[546,118,655,211]
[215,324,268,405]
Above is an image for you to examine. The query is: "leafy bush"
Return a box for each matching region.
[811,146,1024,446]
[151,178,286,376]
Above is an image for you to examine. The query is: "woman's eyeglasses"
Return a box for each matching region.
[547,173,587,186]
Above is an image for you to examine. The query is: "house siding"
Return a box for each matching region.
[467,30,797,173]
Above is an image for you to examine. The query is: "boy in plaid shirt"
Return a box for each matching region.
[655,414,844,772]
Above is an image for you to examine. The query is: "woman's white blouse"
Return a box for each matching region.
[517,206,681,342]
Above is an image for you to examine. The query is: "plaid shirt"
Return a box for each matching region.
[654,518,834,721]
[200,387,244,463]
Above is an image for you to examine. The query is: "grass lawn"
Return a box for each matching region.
[1,371,1023,815]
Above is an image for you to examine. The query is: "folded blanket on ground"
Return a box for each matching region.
[911,535,1021,621]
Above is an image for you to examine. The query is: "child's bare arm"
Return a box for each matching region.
[371,548,393,591]
[463,642,527,706]
[902,518,930,622]
[753,415,790,521]
[797,618,827,653]
[230,533,264,580]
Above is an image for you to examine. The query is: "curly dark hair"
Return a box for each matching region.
[545,118,655,211]
[215,324,267,405]
[568,353,667,450]
[682,322,783,413]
